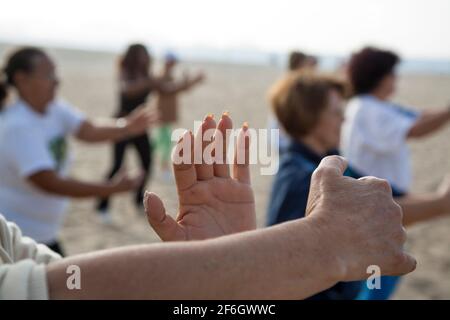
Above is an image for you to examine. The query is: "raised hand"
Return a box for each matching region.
[144,113,256,241]
[111,170,144,193]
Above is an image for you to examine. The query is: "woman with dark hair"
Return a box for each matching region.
[0,47,156,255]
[96,44,203,218]
[342,46,450,193]
[341,46,450,299]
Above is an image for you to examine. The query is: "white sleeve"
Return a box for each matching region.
[56,101,86,135]
[0,214,61,299]
[5,124,55,178]
[361,105,418,154]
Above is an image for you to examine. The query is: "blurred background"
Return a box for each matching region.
[1,0,449,299]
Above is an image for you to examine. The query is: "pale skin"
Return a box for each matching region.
[46,115,416,299]
[301,88,450,227]
[11,53,157,198]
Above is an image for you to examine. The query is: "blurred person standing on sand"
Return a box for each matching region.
[268,50,318,154]
[154,51,204,180]
[96,45,203,219]
[341,46,450,299]
[0,47,156,256]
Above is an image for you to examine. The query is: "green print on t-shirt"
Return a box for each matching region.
[49,136,67,171]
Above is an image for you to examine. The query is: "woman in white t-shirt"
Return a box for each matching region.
[0,47,157,255]
[341,46,450,299]
[342,46,450,193]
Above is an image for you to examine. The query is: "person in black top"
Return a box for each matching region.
[97,44,203,218]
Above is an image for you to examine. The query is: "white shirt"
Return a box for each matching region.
[0,99,85,243]
[341,95,419,192]
[0,214,60,299]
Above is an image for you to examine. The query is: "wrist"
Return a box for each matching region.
[283,216,346,292]
[116,117,131,137]
[301,214,348,283]
[105,181,120,195]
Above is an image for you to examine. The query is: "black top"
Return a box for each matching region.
[116,82,151,117]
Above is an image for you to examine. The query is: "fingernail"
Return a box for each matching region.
[222,111,229,118]
[243,121,249,130]
[204,113,214,121]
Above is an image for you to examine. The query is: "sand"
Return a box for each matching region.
[1,45,449,299]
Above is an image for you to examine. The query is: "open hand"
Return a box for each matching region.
[144,113,256,241]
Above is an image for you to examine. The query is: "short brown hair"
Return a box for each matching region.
[269,72,347,139]
[348,46,400,95]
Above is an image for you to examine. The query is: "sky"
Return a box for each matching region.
[1,0,450,60]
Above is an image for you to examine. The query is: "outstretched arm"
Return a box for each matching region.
[153,73,204,95]
[392,173,450,226]
[28,170,142,198]
[75,105,158,143]
[408,107,450,138]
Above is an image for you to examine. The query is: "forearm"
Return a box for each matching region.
[408,108,450,138]
[396,193,449,226]
[76,119,131,143]
[46,217,340,299]
[35,177,117,198]
[156,77,201,94]
[156,81,189,94]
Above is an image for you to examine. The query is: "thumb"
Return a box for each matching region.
[143,191,185,241]
[306,156,348,217]
[314,155,348,180]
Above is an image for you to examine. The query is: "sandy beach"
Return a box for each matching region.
[1,45,449,299]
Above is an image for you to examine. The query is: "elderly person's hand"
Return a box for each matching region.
[145,113,256,241]
[305,155,416,280]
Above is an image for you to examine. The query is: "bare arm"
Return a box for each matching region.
[396,175,450,226]
[407,107,450,138]
[46,217,339,299]
[75,106,157,143]
[397,194,448,226]
[75,119,130,143]
[153,74,204,95]
[28,170,140,198]
[121,74,203,97]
